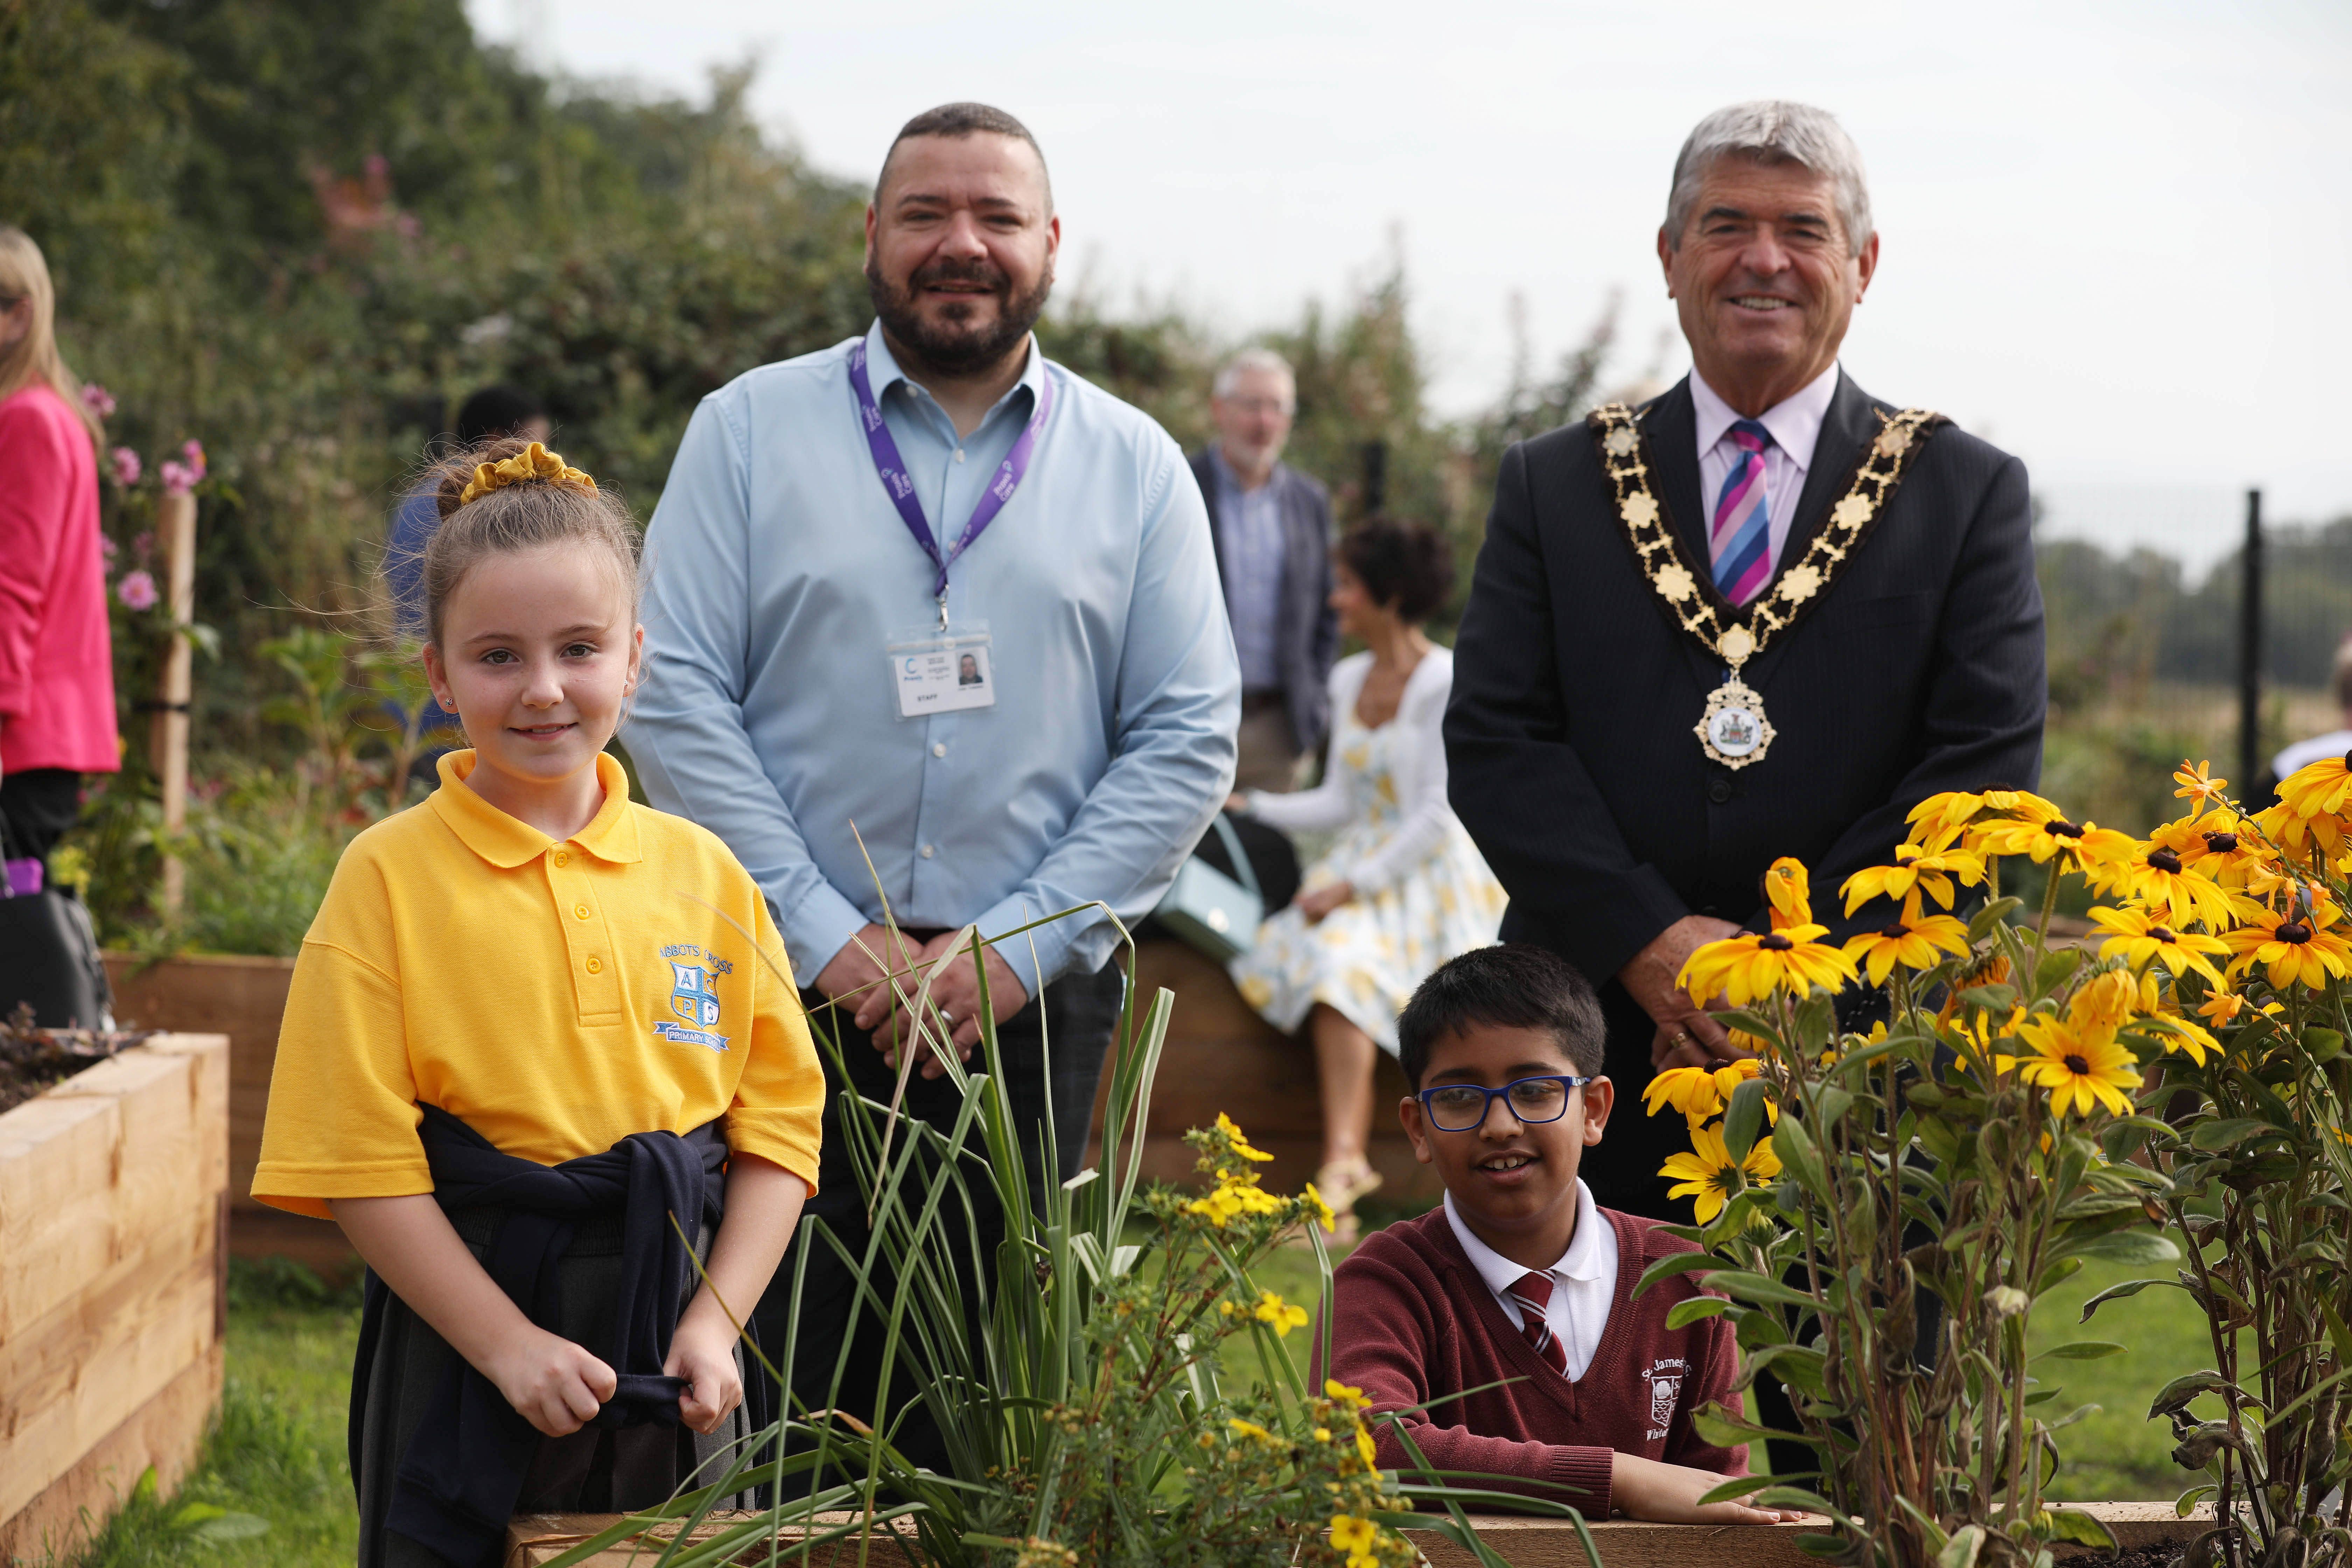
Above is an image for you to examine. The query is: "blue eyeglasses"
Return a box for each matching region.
[1416,1074,1592,1133]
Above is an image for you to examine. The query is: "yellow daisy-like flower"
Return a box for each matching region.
[1328,1515,1381,1568]
[2148,810,2271,888]
[1968,802,2139,874]
[1213,1112,1275,1162]
[1839,845,1986,917]
[1678,925,1859,1007]
[2136,1009,2222,1067]
[2277,752,2352,820]
[1324,1379,1370,1410]
[1996,1016,2142,1117]
[1842,909,1972,985]
[1187,1179,1286,1227]
[2068,967,2161,1031]
[2086,840,2248,931]
[2221,903,2352,992]
[2253,800,2343,858]
[1642,1056,1763,1124]
[2087,904,2228,986]
[1300,1182,1338,1233]
[1227,1416,1280,1444]
[1907,788,2062,852]
[1659,1121,1784,1223]
[2172,759,2230,809]
[1763,855,1813,930]
[1249,1289,1309,1338]
[2195,991,2281,1028]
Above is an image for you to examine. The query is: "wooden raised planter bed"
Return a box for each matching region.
[505,1502,2210,1567]
[0,1033,230,1562]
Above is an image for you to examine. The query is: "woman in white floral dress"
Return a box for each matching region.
[1228,518,1506,1237]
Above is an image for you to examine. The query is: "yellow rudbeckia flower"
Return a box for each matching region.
[1642,1056,1763,1124]
[1659,1121,1783,1223]
[1678,926,1858,1007]
[1996,1015,2142,1117]
[1842,910,1972,985]
[2172,758,2230,809]
[2085,841,2247,931]
[1968,802,2138,874]
[2222,903,2352,991]
[2277,751,2352,820]
[1839,845,1986,917]
[2087,904,2227,985]
[1907,788,2062,852]
[1763,855,1813,930]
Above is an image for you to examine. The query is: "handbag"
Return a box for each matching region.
[1153,811,1264,964]
[0,807,113,1030]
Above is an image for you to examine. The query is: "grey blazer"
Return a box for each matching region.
[1190,449,1339,755]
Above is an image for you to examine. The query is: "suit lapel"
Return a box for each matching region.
[1778,371,1881,567]
[1639,379,1710,568]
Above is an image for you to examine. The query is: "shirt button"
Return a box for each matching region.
[552,850,569,867]
[1707,779,1734,804]
[584,955,603,974]
[932,742,947,758]
[954,449,967,463]
[920,844,937,859]
[574,902,591,920]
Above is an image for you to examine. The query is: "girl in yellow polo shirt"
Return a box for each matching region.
[252,438,823,1568]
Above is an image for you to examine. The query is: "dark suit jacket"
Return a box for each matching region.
[1444,371,2046,984]
[1192,449,1338,754]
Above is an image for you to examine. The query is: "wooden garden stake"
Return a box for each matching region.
[151,489,196,917]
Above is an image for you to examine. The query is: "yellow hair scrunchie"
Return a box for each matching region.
[457,441,598,507]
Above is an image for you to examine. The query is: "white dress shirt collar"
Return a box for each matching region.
[1690,360,1841,474]
[863,317,1048,430]
[1443,1180,1611,1294]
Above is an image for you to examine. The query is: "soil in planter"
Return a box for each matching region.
[0,1003,155,1113]
[2103,1547,2184,1568]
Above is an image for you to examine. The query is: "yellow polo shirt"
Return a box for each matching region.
[253,750,822,1219]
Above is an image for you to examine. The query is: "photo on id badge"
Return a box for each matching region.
[888,626,996,718]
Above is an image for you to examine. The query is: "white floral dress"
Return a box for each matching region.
[1229,648,1506,1054]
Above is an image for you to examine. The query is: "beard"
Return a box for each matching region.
[866,252,1053,377]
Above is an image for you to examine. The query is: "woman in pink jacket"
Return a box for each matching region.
[0,225,117,883]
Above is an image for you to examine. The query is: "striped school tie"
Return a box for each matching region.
[1507,1270,1568,1375]
[1711,419,1774,606]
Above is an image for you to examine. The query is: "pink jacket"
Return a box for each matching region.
[0,383,118,774]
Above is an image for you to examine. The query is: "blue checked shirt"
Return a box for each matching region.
[625,321,1240,989]
[1207,447,1287,691]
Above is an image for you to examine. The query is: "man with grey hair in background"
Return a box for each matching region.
[1447,100,2045,1221]
[1191,348,1337,792]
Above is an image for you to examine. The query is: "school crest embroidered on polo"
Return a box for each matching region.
[652,942,733,1051]
[1642,1356,1687,1441]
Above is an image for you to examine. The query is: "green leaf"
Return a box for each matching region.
[1956,981,2018,1012]
[2190,1118,2280,1151]
[1634,1249,1721,1298]
[1773,1116,1828,1198]
[2148,1370,2234,1420]
[1797,1533,1853,1557]
[2079,1276,2183,1322]
[2175,1484,2217,1518]
[2033,1339,2127,1362]
[2068,1230,2180,1265]
[1697,1472,1795,1505]
[1970,896,2024,939]
[1724,1076,1771,1161]
[168,1503,227,1527]
[189,1513,270,1542]
[1689,1401,1813,1449]
[2042,1507,2119,1551]
[1701,1268,1818,1310]
[1939,1524,1986,1568]
[1754,1484,1840,1515]
[1666,1295,1733,1330]
[2034,947,2084,994]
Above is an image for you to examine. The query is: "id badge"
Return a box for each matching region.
[886,624,996,719]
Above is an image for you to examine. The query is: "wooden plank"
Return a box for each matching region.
[0,1093,122,1341]
[0,1210,220,1521]
[103,955,293,1220]
[0,1340,222,1564]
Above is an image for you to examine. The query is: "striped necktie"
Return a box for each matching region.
[1711,418,1774,606]
[1507,1270,1568,1375]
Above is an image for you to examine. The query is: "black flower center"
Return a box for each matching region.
[2150,925,2177,942]
[2050,819,2086,839]
[2278,921,2313,944]
[2147,848,2183,874]
[1895,856,1918,869]
[2341,748,2352,770]
[1759,932,1794,951]
[1880,922,1910,939]
[2063,1053,2091,1074]
[2204,832,2238,854]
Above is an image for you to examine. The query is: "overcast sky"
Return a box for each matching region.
[469,0,2351,574]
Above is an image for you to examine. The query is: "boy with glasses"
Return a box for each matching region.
[1322,944,1799,1524]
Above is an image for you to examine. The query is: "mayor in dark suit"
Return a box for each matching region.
[1445,100,2046,1220]
[1191,348,1338,793]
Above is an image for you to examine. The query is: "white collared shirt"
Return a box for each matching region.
[1691,362,1841,579]
[1443,1181,1619,1381]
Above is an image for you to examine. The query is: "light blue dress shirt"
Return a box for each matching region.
[625,321,1240,989]
[1208,447,1287,691]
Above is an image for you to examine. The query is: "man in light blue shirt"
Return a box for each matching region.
[625,102,1238,1442]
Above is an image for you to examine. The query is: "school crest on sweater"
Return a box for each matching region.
[1642,1357,1686,1441]
[654,943,734,1051]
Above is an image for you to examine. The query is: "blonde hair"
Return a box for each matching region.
[414,436,639,649]
[0,226,100,447]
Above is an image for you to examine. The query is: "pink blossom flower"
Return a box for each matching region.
[132,531,152,563]
[117,570,159,611]
[100,536,118,561]
[160,460,196,495]
[81,384,115,418]
[180,439,206,481]
[109,446,141,486]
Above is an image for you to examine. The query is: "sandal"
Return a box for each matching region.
[1314,1158,1384,1245]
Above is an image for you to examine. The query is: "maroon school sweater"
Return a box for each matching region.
[1321,1205,1746,1515]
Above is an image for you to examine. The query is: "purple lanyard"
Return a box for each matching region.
[848,336,1055,615]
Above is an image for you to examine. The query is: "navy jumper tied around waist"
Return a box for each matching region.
[351,1105,729,1567]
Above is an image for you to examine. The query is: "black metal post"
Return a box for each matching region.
[1361,440,1388,516]
[2239,488,2263,790]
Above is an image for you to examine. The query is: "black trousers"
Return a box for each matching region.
[750,960,1124,1477]
[0,768,81,867]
